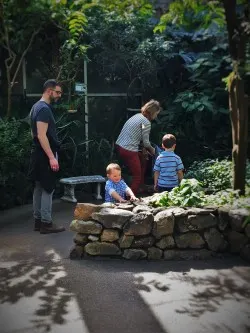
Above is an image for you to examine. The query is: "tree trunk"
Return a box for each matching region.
[5,62,12,118]
[7,85,12,118]
[229,74,248,195]
[223,0,249,195]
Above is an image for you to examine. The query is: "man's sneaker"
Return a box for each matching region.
[40,222,65,234]
[34,219,41,231]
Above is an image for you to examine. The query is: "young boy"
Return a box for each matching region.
[105,163,138,203]
[153,134,184,192]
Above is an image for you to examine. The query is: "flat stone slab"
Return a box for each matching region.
[70,220,103,234]
[175,233,205,249]
[186,214,218,230]
[228,231,248,253]
[119,235,134,248]
[153,210,175,238]
[156,236,175,249]
[123,249,147,260]
[74,203,102,220]
[229,208,250,232]
[92,208,134,229]
[124,212,153,236]
[148,247,163,260]
[60,175,106,184]
[101,229,119,242]
[132,236,155,248]
[133,205,152,214]
[204,228,228,252]
[85,242,121,256]
[73,234,88,245]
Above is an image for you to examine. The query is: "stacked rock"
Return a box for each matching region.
[69,202,250,262]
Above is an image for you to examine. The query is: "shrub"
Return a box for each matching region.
[0,118,32,209]
[185,158,250,192]
[156,178,204,207]
[150,178,249,212]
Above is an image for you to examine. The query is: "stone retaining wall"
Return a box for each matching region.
[69,202,250,262]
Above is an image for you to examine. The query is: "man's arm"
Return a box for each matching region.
[37,121,59,171]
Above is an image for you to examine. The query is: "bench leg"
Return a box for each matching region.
[94,183,102,200]
[61,184,77,203]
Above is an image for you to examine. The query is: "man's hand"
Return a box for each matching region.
[49,157,59,172]
[154,184,158,192]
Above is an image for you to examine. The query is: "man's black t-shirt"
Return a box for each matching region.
[30,100,59,150]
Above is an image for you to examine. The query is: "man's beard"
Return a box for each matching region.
[50,95,58,104]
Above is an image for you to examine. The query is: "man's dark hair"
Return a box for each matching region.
[43,79,60,93]
[162,134,176,149]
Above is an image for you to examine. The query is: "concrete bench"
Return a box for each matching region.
[60,175,106,203]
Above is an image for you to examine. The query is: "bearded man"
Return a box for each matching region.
[29,79,65,234]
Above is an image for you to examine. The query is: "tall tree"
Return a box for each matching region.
[156,0,250,195]
[0,0,87,117]
[222,0,249,195]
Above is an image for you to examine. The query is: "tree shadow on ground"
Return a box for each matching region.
[131,262,250,333]
[173,266,250,318]
[0,250,72,332]
[134,275,170,293]
[202,323,250,333]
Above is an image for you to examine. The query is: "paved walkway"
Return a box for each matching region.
[0,200,250,333]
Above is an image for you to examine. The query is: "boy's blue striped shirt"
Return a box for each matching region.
[153,151,184,188]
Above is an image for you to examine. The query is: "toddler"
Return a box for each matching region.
[105,163,138,203]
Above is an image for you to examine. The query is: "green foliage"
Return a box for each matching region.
[203,189,240,207]
[186,159,233,191]
[94,0,153,17]
[1,0,51,44]
[2,0,248,208]
[156,179,204,207]
[186,159,250,192]
[151,178,249,211]
[0,113,91,209]
[0,119,32,209]
[173,40,231,114]
[150,26,232,162]
[86,10,160,89]
[155,0,225,33]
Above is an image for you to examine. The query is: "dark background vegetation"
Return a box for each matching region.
[0,0,249,209]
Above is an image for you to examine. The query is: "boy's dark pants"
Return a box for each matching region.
[158,186,174,193]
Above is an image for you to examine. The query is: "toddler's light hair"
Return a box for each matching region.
[106,163,121,174]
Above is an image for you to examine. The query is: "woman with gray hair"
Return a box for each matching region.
[116,99,161,195]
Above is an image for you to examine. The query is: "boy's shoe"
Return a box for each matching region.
[40,222,65,234]
[34,219,41,231]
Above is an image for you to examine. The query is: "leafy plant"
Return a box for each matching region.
[155,0,250,195]
[186,159,250,192]
[155,0,225,33]
[0,118,32,208]
[185,159,232,191]
[150,178,249,212]
[153,179,204,207]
